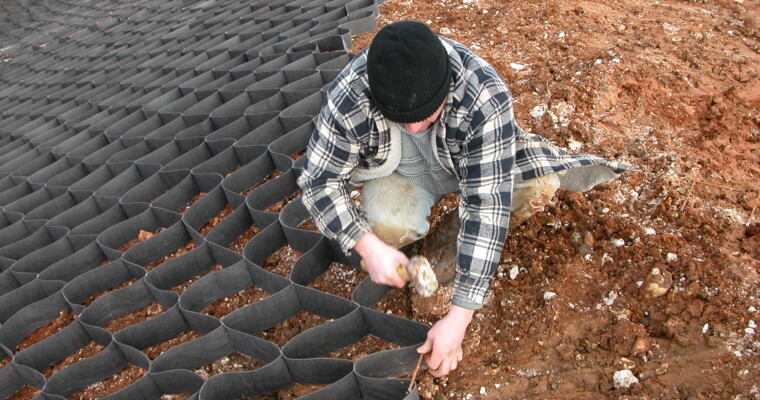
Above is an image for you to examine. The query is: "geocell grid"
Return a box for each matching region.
[0,1,429,399]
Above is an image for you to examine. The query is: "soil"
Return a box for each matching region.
[4,0,759,398]
[348,0,760,398]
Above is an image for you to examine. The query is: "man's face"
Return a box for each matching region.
[401,102,445,134]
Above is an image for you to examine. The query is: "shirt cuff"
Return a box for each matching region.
[336,218,371,254]
[452,294,484,310]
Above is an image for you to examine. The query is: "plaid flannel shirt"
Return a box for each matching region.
[298,37,629,309]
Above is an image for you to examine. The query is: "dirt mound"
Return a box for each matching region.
[350,0,759,398]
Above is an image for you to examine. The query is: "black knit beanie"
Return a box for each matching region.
[367,21,451,123]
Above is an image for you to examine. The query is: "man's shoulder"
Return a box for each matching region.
[442,37,509,100]
[326,51,370,104]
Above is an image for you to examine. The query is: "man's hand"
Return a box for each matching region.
[417,305,474,377]
[354,232,409,288]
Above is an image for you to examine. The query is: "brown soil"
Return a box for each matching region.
[254,311,332,347]
[169,264,225,295]
[103,302,166,333]
[326,335,403,361]
[14,310,76,352]
[144,240,198,271]
[260,245,302,277]
[143,329,204,360]
[71,364,147,399]
[200,285,271,319]
[243,170,283,196]
[349,0,760,398]
[264,191,301,213]
[41,341,105,378]
[183,193,205,213]
[82,278,138,307]
[198,204,233,236]
[307,261,364,299]
[194,352,267,379]
[229,224,261,253]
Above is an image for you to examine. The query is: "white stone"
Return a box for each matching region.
[440,27,452,35]
[480,386,487,395]
[509,265,519,280]
[510,63,526,71]
[666,253,678,262]
[543,291,557,301]
[702,323,709,334]
[611,238,625,247]
[567,139,582,151]
[645,227,656,235]
[530,104,547,119]
[613,369,640,389]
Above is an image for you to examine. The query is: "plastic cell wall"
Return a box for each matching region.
[0,0,429,398]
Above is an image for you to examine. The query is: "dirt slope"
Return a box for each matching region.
[351,0,759,398]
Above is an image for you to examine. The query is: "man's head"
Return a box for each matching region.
[367,21,451,125]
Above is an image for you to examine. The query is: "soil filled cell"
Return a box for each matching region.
[104,302,166,333]
[70,365,147,399]
[254,311,332,347]
[200,286,270,319]
[307,262,364,300]
[14,310,76,352]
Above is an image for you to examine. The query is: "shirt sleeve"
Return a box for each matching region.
[297,95,371,253]
[451,91,517,309]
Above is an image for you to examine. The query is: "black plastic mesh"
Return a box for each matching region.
[0,0,429,398]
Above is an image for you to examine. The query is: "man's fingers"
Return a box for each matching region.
[417,340,432,355]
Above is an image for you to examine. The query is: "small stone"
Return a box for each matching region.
[655,363,669,376]
[631,337,651,355]
[440,27,452,35]
[613,370,640,389]
[642,267,673,298]
[618,357,636,370]
[543,291,557,301]
[509,265,519,280]
[510,63,526,71]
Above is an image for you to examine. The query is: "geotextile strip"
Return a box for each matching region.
[0,0,429,398]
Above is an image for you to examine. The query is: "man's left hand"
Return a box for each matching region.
[416,305,474,377]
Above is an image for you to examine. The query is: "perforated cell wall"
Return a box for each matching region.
[0,1,429,398]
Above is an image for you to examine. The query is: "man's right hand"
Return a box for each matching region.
[354,231,409,288]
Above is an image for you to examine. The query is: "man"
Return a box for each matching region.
[298,21,629,377]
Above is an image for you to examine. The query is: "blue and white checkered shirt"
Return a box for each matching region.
[298,37,629,309]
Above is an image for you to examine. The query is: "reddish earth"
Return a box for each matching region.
[348,0,759,398]
[6,0,759,398]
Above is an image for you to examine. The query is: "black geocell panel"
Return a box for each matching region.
[0,0,429,398]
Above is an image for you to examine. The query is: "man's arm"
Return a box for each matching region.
[298,95,371,253]
[421,89,518,377]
